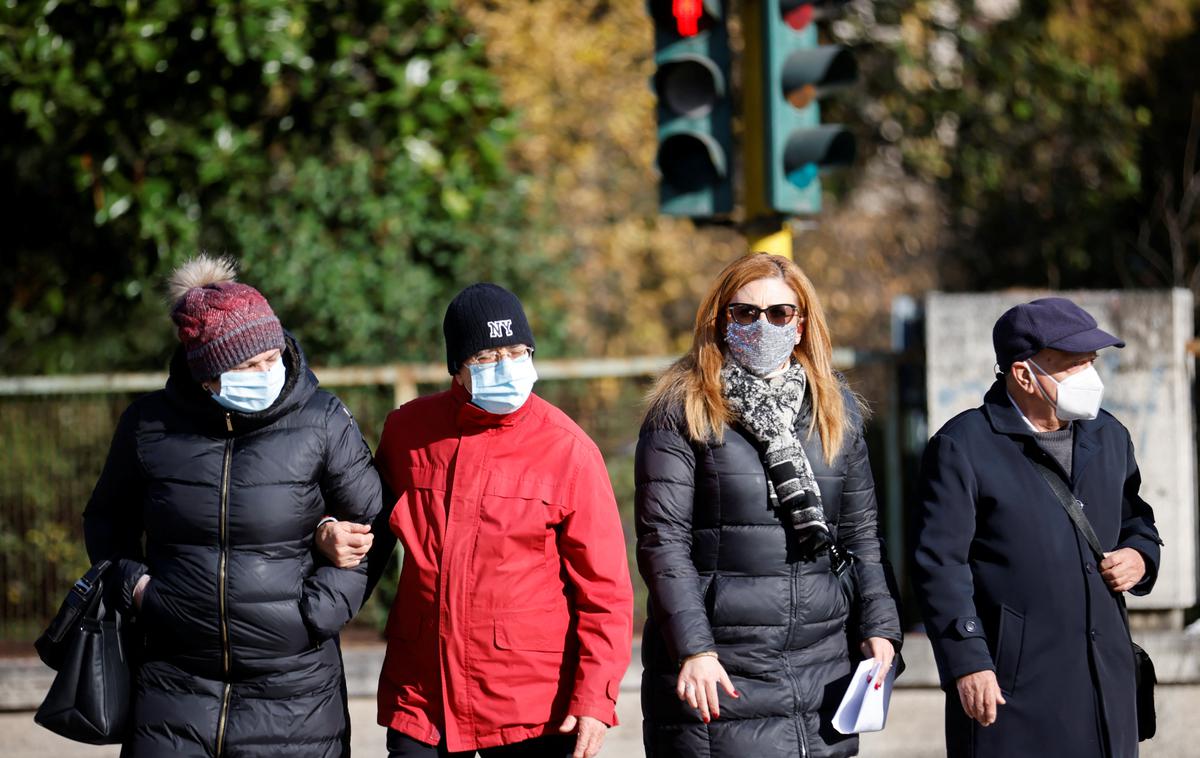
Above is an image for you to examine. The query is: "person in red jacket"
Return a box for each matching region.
[319,283,634,758]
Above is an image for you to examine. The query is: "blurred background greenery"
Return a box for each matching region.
[1,0,1198,640]
[4,0,1198,373]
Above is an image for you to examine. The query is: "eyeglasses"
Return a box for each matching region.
[726,303,802,327]
[464,344,531,365]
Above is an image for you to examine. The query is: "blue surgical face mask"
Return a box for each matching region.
[468,354,538,415]
[211,357,286,413]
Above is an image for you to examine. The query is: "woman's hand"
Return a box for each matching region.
[676,653,739,723]
[315,520,373,568]
[859,636,896,688]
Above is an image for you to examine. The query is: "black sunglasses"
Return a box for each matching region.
[726,303,801,327]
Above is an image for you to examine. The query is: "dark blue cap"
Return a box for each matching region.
[993,297,1125,372]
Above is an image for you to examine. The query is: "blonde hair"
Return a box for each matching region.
[646,253,855,464]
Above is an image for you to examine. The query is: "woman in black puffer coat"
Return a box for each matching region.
[636,254,903,758]
[82,256,381,757]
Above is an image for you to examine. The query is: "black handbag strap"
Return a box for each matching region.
[1028,458,1106,560]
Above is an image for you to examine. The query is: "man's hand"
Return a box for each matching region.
[676,653,739,723]
[956,670,1006,726]
[859,636,896,688]
[1100,548,1146,593]
[558,714,606,758]
[315,521,373,568]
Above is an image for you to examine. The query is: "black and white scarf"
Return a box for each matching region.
[721,359,821,508]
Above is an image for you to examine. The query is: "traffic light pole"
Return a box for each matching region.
[744,217,794,258]
[741,0,794,259]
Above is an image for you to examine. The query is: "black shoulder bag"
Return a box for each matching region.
[1029,459,1157,742]
[33,559,132,744]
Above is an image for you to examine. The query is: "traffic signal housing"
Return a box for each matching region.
[757,0,857,215]
[649,1,734,217]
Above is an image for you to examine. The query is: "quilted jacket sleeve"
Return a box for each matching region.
[634,412,714,662]
[300,397,384,641]
[82,403,149,614]
[837,417,903,647]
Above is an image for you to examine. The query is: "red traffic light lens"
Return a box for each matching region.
[673,0,703,37]
[784,3,815,30]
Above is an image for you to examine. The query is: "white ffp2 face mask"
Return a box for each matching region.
[1026,359,1104,421]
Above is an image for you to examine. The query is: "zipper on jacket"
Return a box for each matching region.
[216,423,233,756]
[782,655,809,758]
[784,559,800,649]
[784,560,807,758]
[215,682,231,755]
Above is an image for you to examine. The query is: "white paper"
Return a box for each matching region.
[832,658,895,734]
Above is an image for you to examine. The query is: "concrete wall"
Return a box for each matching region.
[925,290,1198,612]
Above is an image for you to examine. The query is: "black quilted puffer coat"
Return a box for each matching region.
[635,386,902,758]
[83,334,382,757]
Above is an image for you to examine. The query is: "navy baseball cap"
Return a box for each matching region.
[993,297,1125,372]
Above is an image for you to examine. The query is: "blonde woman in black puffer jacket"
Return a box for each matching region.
[635,253,903,758]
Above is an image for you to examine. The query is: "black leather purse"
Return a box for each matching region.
[33,559,132,744]
[1030,458,1157,741]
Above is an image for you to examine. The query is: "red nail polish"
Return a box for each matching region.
[874,682,881,690]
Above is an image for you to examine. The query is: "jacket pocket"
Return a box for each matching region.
[994,605,1025,696]
[480,473,567,555]
[408,466,448,491]
[494,608,569,653]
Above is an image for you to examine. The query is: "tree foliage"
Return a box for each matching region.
[836,0,1200,290]
[3,0,1200,374]
[0,0,567,373]
[464,0,749,359]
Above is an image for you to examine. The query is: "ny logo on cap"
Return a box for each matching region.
[488,320,513,339]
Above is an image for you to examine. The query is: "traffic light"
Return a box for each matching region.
[758,0,857,215]
[649,1,734,217]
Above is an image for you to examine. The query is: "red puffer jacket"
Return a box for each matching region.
[373,381,634,751]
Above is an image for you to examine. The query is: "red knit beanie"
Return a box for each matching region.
[168,256,285,380]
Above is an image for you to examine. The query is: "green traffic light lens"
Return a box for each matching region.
[782,126,856,188]
[787,163,820,188]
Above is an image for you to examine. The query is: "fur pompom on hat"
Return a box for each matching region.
[168,255,285,380]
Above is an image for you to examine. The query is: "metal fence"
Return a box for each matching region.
[0,350,903,646]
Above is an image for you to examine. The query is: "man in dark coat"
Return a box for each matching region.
[912,297,1162,758]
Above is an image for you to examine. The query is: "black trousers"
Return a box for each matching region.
[386,729,576,758]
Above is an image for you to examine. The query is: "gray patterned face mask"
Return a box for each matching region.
[724,319,798,376]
